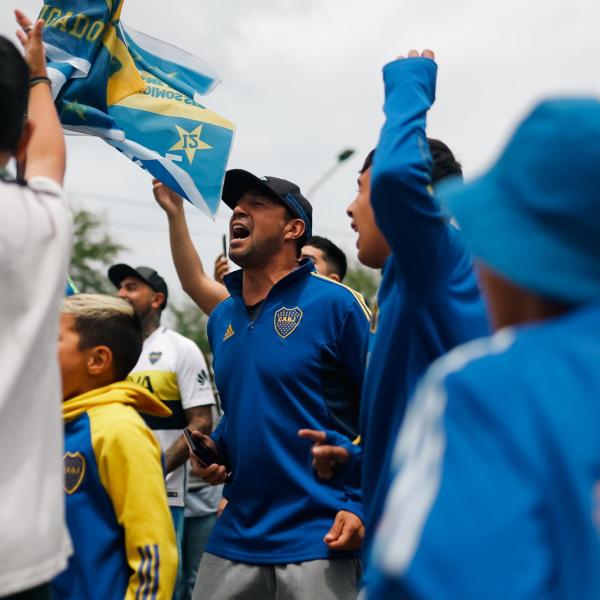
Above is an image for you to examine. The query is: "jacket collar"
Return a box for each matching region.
[223,259,315,303]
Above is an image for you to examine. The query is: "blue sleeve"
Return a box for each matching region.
[371,58,455,291]
[332,300,370,521]
[337,297,370,391]
[327,429,364,522]
[368,359,548,599]
[210,414,231,470]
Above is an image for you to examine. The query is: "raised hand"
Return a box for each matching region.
[15,10,47,78]
[152,178,184,217]
[397,48,435,61]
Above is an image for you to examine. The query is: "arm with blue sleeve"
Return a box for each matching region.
[330,297,371,520]
[372,57,455,290]
[92,412,178,600]
[368,343,547,599]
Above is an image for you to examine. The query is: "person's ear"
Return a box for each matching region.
[86,346,113,377]
[14,120,33,166]
[150,292,165,310]
[328,273,341,283]
[284,219,305,242]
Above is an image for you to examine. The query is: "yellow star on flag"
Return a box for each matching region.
[64,99,87,120]
[169,124,212,164]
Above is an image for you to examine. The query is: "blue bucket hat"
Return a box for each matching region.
[440,98,600,304]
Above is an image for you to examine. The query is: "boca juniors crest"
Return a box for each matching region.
[149,351,162,365]
[64,452,86,495]
[274,306,303,338]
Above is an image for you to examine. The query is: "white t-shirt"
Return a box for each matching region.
[0,177,73,595]
[128,327,215,507]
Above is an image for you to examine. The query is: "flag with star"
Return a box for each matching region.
[41,0,235,216]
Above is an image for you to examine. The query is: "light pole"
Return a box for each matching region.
[306,148,355,198]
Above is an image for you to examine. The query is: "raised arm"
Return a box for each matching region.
[152,180,229,315]
[15,11,66,185]
[371,50,454,290]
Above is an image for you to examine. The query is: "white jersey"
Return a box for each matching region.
[128,327,214,507]
[0,177,73,595]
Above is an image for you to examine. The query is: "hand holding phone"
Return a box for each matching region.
[183,428,220,467]
[184,429,230,485]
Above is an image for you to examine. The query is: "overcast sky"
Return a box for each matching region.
[1,0,599,306]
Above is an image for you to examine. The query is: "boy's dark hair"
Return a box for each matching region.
[0,36,29,153]
[62,295,144,382]
[305,235,348,281]
[360,138,463,184]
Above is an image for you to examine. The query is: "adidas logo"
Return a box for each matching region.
[223,324,235,341]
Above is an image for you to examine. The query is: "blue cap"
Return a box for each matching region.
[440,98,600,304]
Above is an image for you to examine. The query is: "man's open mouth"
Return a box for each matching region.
[231,223,251,240]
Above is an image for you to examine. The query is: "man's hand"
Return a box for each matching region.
[189,431,228,485]
[153,179,184,217]
[397,48,435,61]
[15,11,47,78]
[324,510,364,551]
[298,429,350,480]
[214,254,230,284]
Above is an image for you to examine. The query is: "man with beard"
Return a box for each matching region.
[153,172,369,599]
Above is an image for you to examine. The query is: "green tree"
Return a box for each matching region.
[344,263,380,306]
[168,299,211,359]
[70,209,126,293]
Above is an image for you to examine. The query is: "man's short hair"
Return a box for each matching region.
[62,294,143,382]
[305,235,348,281]
[0,36,29,153]
[360,138,463,184]
[428,138,463,183]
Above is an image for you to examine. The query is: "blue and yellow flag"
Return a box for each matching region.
[41,0,235,216]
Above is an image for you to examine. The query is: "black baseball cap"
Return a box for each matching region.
[108,264,168,310]
[222,169,313,240]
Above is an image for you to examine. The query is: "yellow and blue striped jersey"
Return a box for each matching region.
[128,327,215,507]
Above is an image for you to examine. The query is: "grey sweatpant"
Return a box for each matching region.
[192,552,362,600]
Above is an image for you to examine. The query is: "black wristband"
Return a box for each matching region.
[29,76,51,88]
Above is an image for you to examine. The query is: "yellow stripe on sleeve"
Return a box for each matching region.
[310,272,372,320]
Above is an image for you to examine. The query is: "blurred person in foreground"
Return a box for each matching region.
[370,98,600,598]
[54,294,177,600]
[300,49,489,587]
[0,12,73,599]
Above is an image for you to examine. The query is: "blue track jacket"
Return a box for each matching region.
[369,305,600,599]
[354,57,489,579]
[53,382,178,600]
[205,260,370,564]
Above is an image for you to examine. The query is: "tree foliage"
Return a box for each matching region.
[344,263,380,306]
[168,299,211,359]
[70,209,126,294]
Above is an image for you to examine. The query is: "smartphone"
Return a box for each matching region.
[183,428,220,467]
[222,233,227,257]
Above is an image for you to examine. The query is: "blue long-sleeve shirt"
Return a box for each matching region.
[369,304,600,599]
[205,260,370,564]
[359,58,489,581]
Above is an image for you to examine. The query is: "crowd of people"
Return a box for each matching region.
[1,8,599,600]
